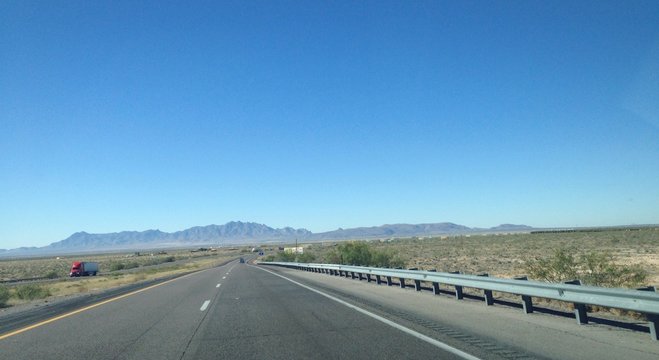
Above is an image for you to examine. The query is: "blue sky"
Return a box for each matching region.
[1,1,658,249]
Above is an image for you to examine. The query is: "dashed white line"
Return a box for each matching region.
[216,284,221,288]
[200,300,211,311]
[222,276,226,279]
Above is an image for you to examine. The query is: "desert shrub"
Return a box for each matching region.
[124,262,140,270]
[0,285,10,307]
[109,262,125,271]
[163,256,176,263]
[44,270,60,279]
[261,255,275,262]
[370,249,405,268]
[323,242,406,268]
[579,252,647,287]
[275,251,297,262]
[525,247,578,283]
[297,252,316,263]
[14,284,51,300]
[335,242,372,266]
[525,247,647,288]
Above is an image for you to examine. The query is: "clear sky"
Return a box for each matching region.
[1,1,658,249]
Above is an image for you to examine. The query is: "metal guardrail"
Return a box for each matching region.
[260,261,659,340]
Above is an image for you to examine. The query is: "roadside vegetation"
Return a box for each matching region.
[259,228,657,320]
[262,242,405,268]
[0,248,244,308]
[269,228,658,288]
[0,250,215,281]
[525,247,648,288]
[0,283,51,307]
[0,285,9,307]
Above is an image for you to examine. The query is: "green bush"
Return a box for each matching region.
[370,249,405,268]
[275,251,297,262]
[124,262,140,270]
[109,262,125,271]
[323,242,406,268]
[525,247,578,283]
[297,252,316,263]
[14,284,51,300]
[44,270,60,279]
[525,247,648,288]
[579,252,647,287]
[0,285,10,307]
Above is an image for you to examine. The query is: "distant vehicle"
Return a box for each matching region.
[69,261,99,277]
[239,257,245,263]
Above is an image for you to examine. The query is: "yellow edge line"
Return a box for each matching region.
[0,271,199,341]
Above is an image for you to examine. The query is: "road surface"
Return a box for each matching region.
[1,261,658,359]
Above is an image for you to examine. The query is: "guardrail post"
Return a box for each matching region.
[427,269,441,295]
[514,276,534,313]
[366,273,373,283]
[376,275,383,285]
[637,286,658,340]
[386,276,393,286]
[478,273,494,305]
[351,271,357,279]
[455,285,464,300]
[648,315,659,341]
[399,277,406,288]
[406,268,422,291]
[358,272,364,281]
[414,279,422,291]
[448,271,463,299]
[565,280,588,324]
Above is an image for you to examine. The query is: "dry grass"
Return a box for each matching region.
[301,228,659,320]
[1,249,243,307]
[304,228,659,285]
[0,249,240,281]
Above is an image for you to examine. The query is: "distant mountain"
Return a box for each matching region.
[310,222,472,240]
[488,224,534,231]
[0,221,536,257]
[48,221,312,250]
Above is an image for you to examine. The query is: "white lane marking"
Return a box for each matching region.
[254,266,481,360]
[216,284,221,288]
[222,276,226,279]
[200,300,211,311]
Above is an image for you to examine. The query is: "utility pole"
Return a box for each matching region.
[295,238,298,262]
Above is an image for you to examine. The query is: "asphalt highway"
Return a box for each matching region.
[0,261,472,359]
[3,261,659,359]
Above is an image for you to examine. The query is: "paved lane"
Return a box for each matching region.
[183,264,466,360]
[1,262,235,360]
[1,261,471,360]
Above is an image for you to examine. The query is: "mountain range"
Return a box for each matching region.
[0,221,534,257]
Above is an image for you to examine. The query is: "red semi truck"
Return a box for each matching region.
[69,261,99,277]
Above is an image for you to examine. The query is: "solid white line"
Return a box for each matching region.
[216,284,221,288]
[200,300,210,311]
[254,266,482,360]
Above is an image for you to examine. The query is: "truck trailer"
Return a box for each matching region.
[69,261,99,277]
